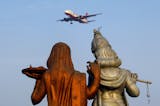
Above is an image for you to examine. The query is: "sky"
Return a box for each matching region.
[0,0,160,106]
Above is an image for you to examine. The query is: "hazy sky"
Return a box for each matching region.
[0,0,159,106]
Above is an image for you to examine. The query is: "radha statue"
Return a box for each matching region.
[22,42,100,106]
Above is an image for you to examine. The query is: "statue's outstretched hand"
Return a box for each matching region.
[22,66,47,79]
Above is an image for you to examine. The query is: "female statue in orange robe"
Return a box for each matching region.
[22,42,100,106]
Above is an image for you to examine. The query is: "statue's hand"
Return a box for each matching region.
[131,73,138,83]
[22,66,47,79]
[87,61,100,76]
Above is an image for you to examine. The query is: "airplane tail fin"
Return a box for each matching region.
[86,12,88,16]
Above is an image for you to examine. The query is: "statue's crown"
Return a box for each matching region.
[92,29,121,67]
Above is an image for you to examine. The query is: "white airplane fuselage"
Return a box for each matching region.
[64,10,88,23]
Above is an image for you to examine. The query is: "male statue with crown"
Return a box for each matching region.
[90,29,140,106]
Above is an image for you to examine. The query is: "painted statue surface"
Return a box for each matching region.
[22,42,100,106]
[90,29,140,106]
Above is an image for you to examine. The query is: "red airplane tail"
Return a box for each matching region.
[86,12,88,16]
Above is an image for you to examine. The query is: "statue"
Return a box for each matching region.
[90,29,140,106]
[22,42,100,106]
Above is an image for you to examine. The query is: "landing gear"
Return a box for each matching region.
[70,21,73,24]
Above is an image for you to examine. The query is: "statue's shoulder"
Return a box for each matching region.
[120,68,134,78]
[100,68,127,79]
[119,68,131,75]
[74,70,86,78]
[42,70,51,81]
[100,67,128,87]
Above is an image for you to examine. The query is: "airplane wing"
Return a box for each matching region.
[83,13,102,18]
[69,13,102,20]
[57,17,73,22]
[88,20,96,23]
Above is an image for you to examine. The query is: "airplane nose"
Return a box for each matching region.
[65,10,72,14]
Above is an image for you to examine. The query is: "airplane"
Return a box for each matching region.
[57,10,102,24]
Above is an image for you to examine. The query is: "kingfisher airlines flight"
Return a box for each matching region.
[57,10,102,24]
